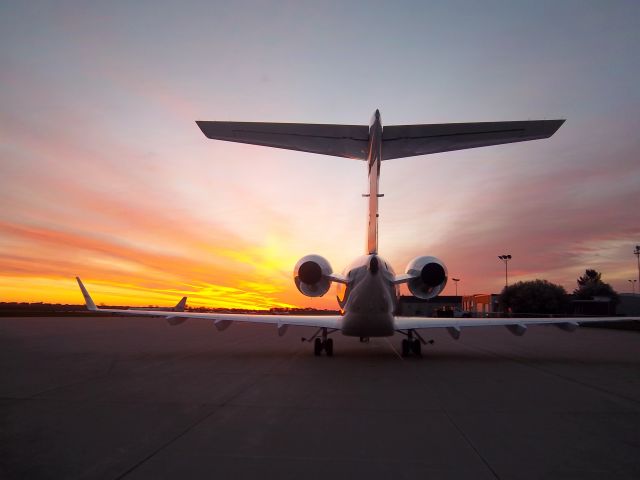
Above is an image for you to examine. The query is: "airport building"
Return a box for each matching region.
[399,292,633,318]
[397,295,462,317]
[617,294,640,316]
[398,294,500,317]
[462,294,501,316]
[398,293,500,317]
[571,296,617,316]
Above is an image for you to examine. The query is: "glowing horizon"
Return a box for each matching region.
[1,2,639,309]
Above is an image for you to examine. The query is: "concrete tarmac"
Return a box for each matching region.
[1,316,639,479]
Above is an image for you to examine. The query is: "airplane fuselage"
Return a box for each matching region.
[337,254,398,337]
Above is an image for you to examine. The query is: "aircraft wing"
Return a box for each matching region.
[76,277,340,331]
[394,315,638,338]
[196,121,370,160]
[381,120,565,160]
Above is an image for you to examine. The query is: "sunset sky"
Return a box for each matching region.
[1,1,639,309]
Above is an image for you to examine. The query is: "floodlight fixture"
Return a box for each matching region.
[498,254,512,287]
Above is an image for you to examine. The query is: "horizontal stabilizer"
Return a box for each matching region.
[382,120,565,160]
[196,121,369,159]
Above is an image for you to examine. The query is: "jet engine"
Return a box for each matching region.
[293,254,333,297]
[405,256,448,299]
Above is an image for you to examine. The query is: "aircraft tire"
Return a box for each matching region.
[314,338,323,356]
[401,339,410,357]
[325,338,334,356]
[412,339,422,357]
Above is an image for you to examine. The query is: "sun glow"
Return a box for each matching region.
[2,1,639,306]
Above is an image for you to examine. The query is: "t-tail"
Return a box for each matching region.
[196,109,565,256]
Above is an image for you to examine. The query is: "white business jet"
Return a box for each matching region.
[76,110,634,357]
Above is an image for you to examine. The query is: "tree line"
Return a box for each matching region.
[499,269,619,315]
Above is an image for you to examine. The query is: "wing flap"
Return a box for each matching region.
[382,120,565,160]
[196,121,370,160]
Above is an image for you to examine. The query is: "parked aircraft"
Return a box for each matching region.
[77,110,637,356]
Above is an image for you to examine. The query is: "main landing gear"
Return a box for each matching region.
[314,337,333,356]
[397,329,433,357]
[401,338,421,357]
[303,327,337,356]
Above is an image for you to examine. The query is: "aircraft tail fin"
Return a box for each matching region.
[366,109,382,255]
[366,160,380,255]
[174,297,187,312]
[197,113,566,258]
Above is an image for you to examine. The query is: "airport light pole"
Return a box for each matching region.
[629,279,637,295]
[498,254,512,288]
[635,245,640,290]
[452,278,460,296]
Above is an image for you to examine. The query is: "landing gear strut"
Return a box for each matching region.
[303,327,337,356]
[397,329,433,357]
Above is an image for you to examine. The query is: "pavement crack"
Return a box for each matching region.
[460,341,640,408]
[114,347,303,479]
[384,337,404,360]
[442,410,501,480]
[29,372,112,399]
[112,404,219,480]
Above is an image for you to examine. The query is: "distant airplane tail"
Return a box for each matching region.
[174,296,187,312]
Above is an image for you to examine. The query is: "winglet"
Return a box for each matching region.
[174,296,187,312]
[75,277,98,311]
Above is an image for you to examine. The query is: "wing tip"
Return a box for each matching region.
[75,277,98,311]
[544,118,566,138]
[195,120,209,138]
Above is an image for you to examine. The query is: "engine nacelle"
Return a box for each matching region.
[293,254,333,297]
[405,256,448,299]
